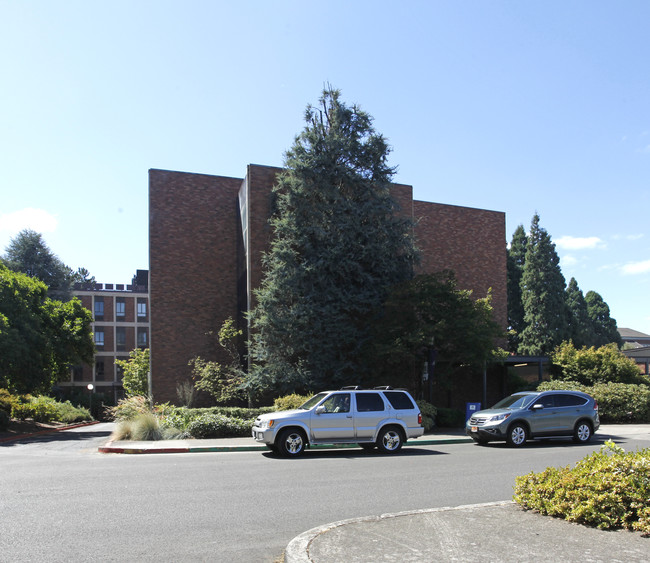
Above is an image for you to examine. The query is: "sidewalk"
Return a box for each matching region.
[98,428,471,454]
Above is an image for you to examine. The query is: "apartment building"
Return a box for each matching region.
[59,270,150,403]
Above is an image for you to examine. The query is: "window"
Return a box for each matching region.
[116,327,126,351]
[94,298,104,320]
[384,391,415,410]
[116,298,125,317]
[556,394,587,407]
[321,393,350,413]
[95,360,104,381]
[356,393,385,412]
[137,299,147,318]
[94,329,105,348]
[72,365,84,382]
[137,327,148,348]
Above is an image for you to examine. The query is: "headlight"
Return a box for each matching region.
[259,419,275,430]
[489,413,511,422]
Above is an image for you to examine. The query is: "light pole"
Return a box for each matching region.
[87,383,94,413]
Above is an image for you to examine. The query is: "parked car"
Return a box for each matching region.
[466,390,599,447]
[252,387,424,457]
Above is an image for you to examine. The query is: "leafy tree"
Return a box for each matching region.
[116,348,150,397]
[565,277,595,348]
[550,341,643,385]
[0,265,94,394]
[368,271,503,391]
[248,87,418,395]
[190,318,246,404]
[4,229,74,300]
[507,224,527,352]
[519,214,568,355]
[585,291,622,348]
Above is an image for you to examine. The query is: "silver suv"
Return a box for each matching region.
[466,390,600,447]
[252,387,424,457]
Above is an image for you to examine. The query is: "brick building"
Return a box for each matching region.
[59,270,150,403]
[149,165,507,404]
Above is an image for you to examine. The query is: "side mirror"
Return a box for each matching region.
[531,404,544,410]
[315,405,325,415]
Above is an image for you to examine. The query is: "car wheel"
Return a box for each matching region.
[506,423,528,447]
[277,429,306,457]
[376,426,404,453]
[359,443,376,451]
[573,421,593,443]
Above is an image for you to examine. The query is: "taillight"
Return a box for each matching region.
[594,401,598,411]
[418,413,422,425]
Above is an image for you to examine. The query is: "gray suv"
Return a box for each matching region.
[252,387,424,457]
[466,390,599,447]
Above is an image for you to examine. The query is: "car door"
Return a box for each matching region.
[529,393,561,435]
[310,393,356,441]
[354,392,387,440]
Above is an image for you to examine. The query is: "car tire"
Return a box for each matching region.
[573,421,593,444]
[506,423,528,447]
[277,429,307,457]
[376,426,404,453]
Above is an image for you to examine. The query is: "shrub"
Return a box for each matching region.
[130,413,163,441]
[186,413,254,439]
[9,396,92,423]
[514,441,650,535]
[0,388,19,414]
[274,394,312,411]
[435,407,465,428]
[550,342,645,385]
[537,381,650,423]
[416,400,437,431]
[109,395,152,421]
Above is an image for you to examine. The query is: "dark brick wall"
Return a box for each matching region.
[413,200,507,328]
[149,169,243,403]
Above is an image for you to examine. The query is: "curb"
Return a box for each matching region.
[283,501,514,563]
[98,436,472,454]
[0,420,100,444]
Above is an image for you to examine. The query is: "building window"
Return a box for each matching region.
[94,298,104,320]
[137,327,148,348]
[116,327,126,352]
[116,357,129,383]
[95,360,105,381]
[137,299,147,318]
[116,298,125,317]
[94,329,104,348]
[72,365,84,382]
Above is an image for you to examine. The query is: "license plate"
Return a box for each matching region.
[471,426,478,433]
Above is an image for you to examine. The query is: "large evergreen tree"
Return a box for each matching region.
[585,290,622,348]
[519,214,568,355]
[248,88,418,394]
[507,224,527,352]
[565,277,595,348]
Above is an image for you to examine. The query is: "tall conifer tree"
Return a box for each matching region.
[585,291,622,347]
[248,88,418,394]
[519,214,568,355]
[565,277,595,348]
[507,224,527,352]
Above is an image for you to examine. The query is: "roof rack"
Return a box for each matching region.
[373,386,394,390]
[340,386,364,390]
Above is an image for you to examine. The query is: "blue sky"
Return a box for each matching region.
[1,1,649,333]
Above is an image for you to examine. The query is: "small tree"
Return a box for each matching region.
[190,318,246,404]
[550,341,643,385]
[116,348,150,397]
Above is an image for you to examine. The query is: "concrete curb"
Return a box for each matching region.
[0,420,100,444]
[284,501,515,563]
[97,436,473,454]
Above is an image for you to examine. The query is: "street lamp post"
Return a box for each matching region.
[87,383,94,413]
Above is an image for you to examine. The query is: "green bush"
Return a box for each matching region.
[186,413,254,439]
[0,388,19,414]
[435,407,465,428]
[514,441,650,535]
[10,396,92,424]
[109,395,152,421]
[273,394,312,411]
[537,381,650,423]
[416,400,437,431]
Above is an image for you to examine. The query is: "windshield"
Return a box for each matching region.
[299,392,328,410]
[491,394,538,410]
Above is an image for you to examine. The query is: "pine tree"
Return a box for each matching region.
[248,88,418,394]
[519,214,568,355]
[585,291,622,347]
[565,277,595,348]
[507,224,527,352]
